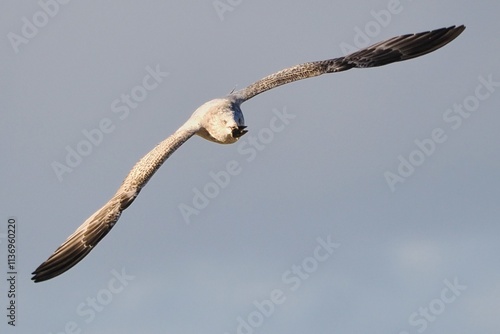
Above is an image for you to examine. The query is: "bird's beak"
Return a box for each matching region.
[232,125,248,138]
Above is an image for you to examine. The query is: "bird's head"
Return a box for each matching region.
[192,98,247,144]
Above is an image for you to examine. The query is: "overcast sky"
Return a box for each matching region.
[2,1,500,333]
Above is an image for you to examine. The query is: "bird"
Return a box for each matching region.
[32,25,465,282]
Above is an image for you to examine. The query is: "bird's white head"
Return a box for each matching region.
[191,98,247,144]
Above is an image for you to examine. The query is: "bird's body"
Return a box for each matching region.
[32,25,465,282]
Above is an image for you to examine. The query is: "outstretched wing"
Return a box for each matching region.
[32,122,199,282]
[230,25,465,103]
[31,195,125,282]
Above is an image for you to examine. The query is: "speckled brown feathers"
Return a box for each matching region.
[231,25,465,102]
[32,25,465,282]
[32,125,198,282]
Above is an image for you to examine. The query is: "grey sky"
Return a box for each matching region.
[1,1,499,333]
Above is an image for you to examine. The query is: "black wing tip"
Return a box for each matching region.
[423,25,466,43]
[449,24,466,31]
[411,24,466,54]
[31,267,69,283]
[31,199,121,283]
[31,272,46,283]
[438,24,465,30]
[419,25,465,36]
[31,256,84,283]
[31,242,94,283]
[443,24,466,38]
[31,260,72,283]
[31,265,54,283]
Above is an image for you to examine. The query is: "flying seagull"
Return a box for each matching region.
[32,25,465,282]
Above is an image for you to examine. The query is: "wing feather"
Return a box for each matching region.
[32,122,199,282]
[32,25,466,282]
[231,25,465,103]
